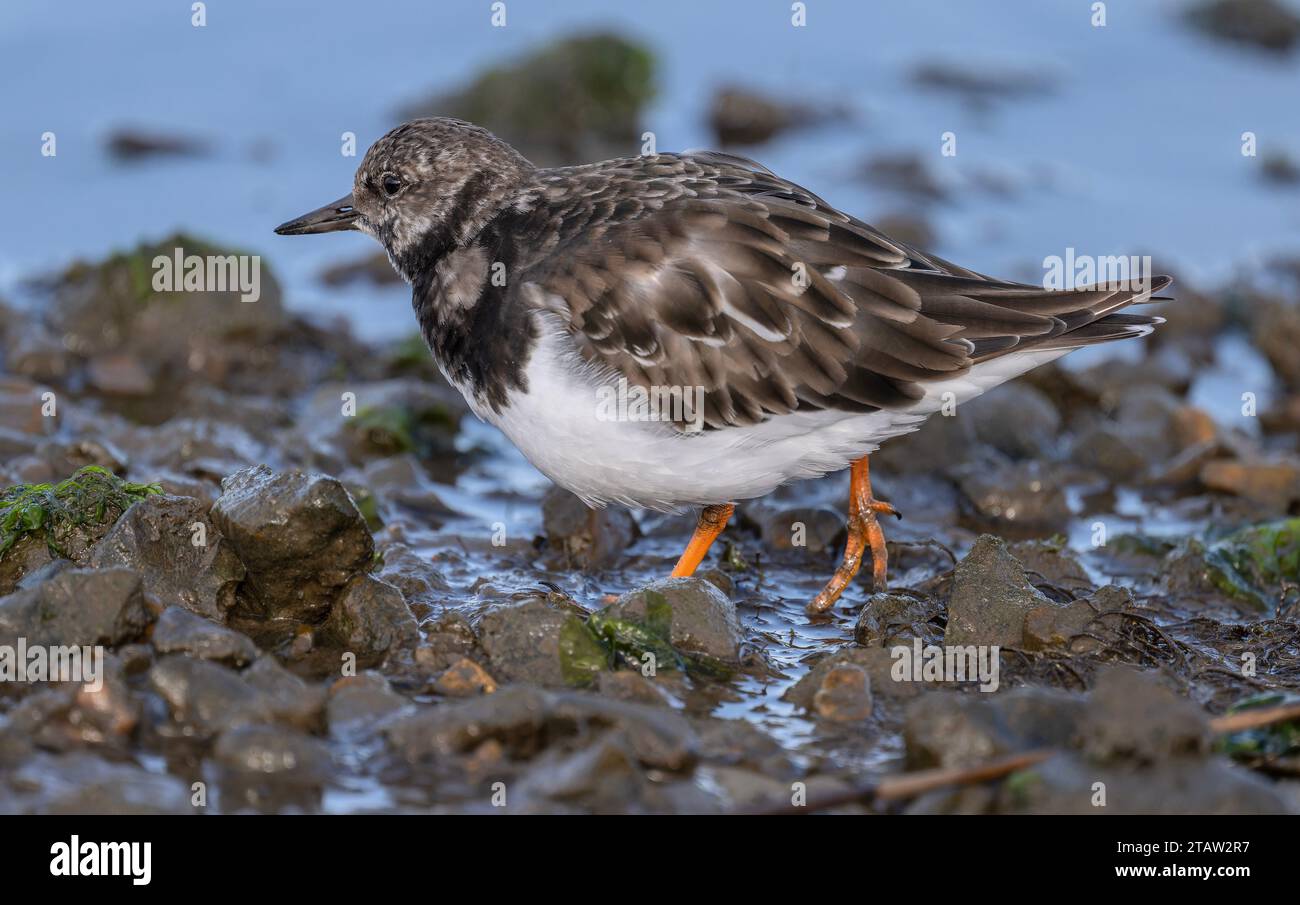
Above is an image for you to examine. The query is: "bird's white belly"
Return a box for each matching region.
[468,328,1067,511]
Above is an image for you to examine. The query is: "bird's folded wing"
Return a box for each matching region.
[509,152,1170,430]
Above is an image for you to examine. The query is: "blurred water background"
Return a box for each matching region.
[2,0,1298,341]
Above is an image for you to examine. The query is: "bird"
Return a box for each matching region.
[275,117,1172,615]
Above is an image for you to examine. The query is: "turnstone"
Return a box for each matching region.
[275,118,1172,614]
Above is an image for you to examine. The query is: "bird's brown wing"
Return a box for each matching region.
[509,152,1170,429]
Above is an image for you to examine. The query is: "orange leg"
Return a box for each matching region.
[807,456,899,614]
[670,503,735,577]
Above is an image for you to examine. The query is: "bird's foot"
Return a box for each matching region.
[806,456,899,615]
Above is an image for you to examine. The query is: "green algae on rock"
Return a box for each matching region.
[559,589,735,688]
[1169,519,1300,613]
[0,465,161,561]
[402,33,656,166]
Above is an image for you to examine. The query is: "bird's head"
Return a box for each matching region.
[274,117,533,283]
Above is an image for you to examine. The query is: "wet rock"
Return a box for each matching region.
[116,643,154,676]
[1199,455,1300,507]
[944,535,1058,647]
[0,567,149,648]
[904,686,1083,770]
[786,646,919,708]
[540,486,638,570]
[149,655,275,737]
[172,385,294,446]
[86,353,155,396]
[319,575,419,666]
[963,384,1060,460]
[384,685,698,772]
[0,428,38,465]
[904,692,1018,769]
[4,751,192,814]
[1262,151,1300,185]
[955,458,1071,533]
[1022,600,1097,651]
[119,418,267,478]
[327,673,409,738]
[210,465,373,622]
[3,324,69,384]
[512,733,654,812]
[871,408,975,475]
[106,127,208,160]
[0,377,57,436]
[150,606,258,666]
[1078,669,1211,764]
[0,538,58,599]
[870,212,936,250]
[50,234,285,390]
[854,591,943,647]
[433,657,498,697]
[7,656,139,751]
[1149,438,1219,486]
[1254,298,1300,390]
[74,656,140,741]
[706,85,846,146]
[596,670,674,707]
[1087,584,1136,612]
[755,505,843,555]
[36,438,130,479]
[910,62,1055,103]
[318,250,402,286]
[359,454,455,522]
[147,654,321,738]
[375,542,450,618]
[297,379,463,468]
[1160,530,1288,613]
[213,724,332,781]
[1071,351,1194,407]
[995,686,1088,750]
[478,598,572,687]
[1184,0,1300,55]
[997,751,1289,814]
[402,33,656,166]
[696,568,734,597]
[704,768,850,812]
[242,656,327,732]
[1007,538,1092,590]
[860,151,949,201]
[90,494,245,622]
[606,577,743,664]
[1069,422,1148,481]
[812,664,873,722]
[414,611,482,673]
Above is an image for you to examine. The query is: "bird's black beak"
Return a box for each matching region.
[274,194,359,235]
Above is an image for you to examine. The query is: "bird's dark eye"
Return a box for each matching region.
[381,174,402,197]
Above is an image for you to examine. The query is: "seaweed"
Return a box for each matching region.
[1218,692,1300,771]
[558,590,733,687]
[0,465,161,560]
[1203,519,1300,612]
[350,403,458,458]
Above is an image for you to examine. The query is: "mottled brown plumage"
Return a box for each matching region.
[498,148,1170,429]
